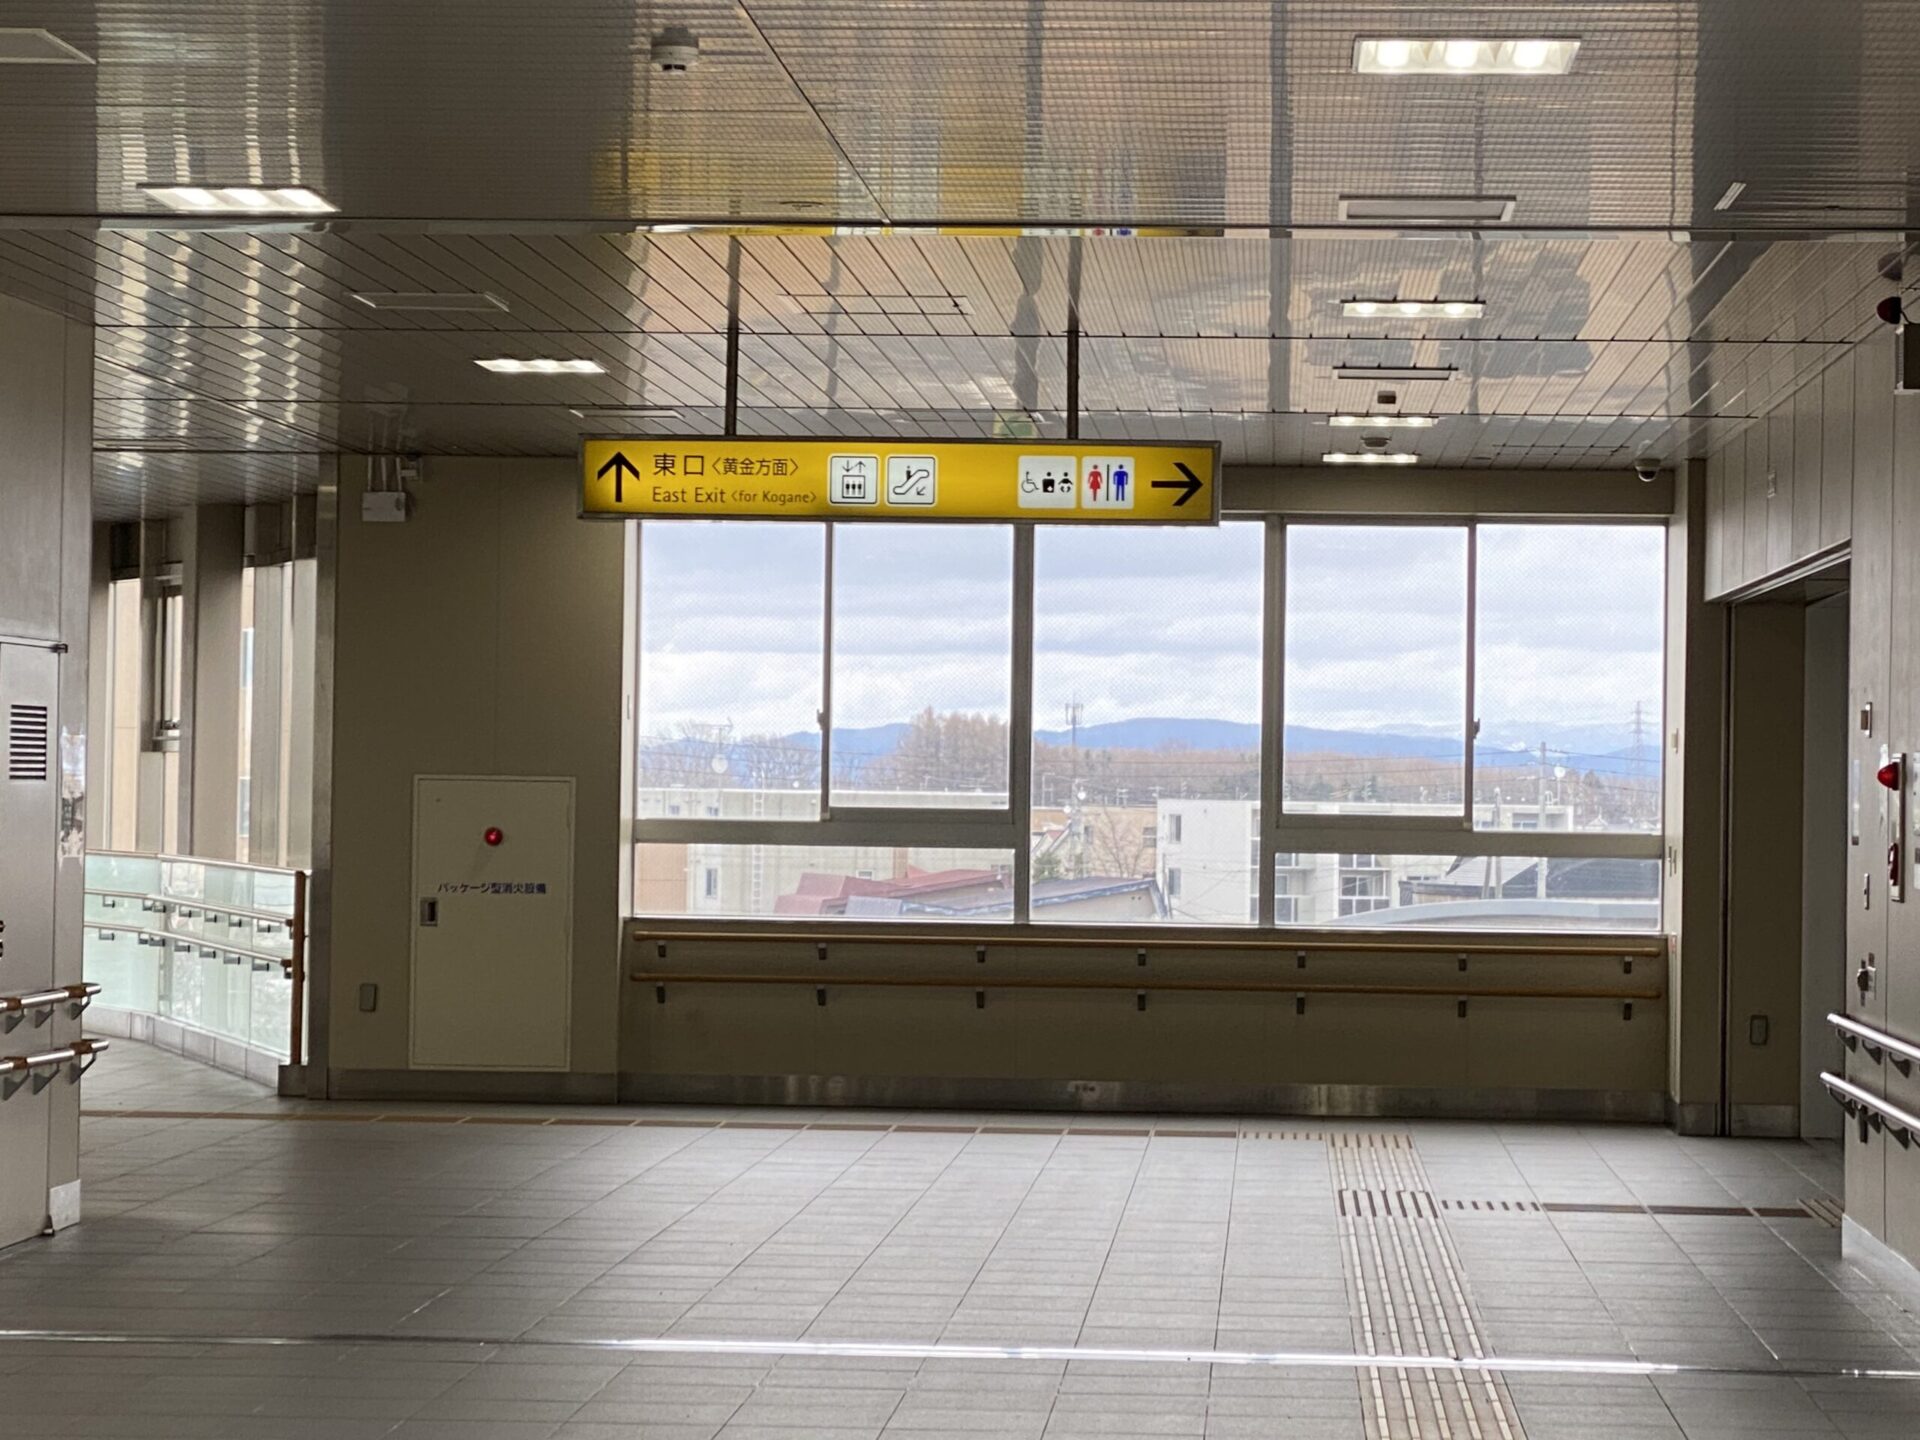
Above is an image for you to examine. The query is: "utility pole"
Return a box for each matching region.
[1065,700,1085,876]
[1537,741,1551,899]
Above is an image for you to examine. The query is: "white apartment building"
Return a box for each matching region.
[1157,798,1586,927]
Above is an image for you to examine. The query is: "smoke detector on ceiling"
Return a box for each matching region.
[651,26,700,73]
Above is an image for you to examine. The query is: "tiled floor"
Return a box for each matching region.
[1,1041,1918,1437]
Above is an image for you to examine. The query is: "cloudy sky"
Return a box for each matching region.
[638,518,1665,757]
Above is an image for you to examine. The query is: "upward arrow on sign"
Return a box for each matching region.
[1151,463,1204,507]
[597,450,640,503]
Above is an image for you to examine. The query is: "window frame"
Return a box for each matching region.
[632,512,1666,932]
[632,519,1027,857]
[1254,515,1663,924]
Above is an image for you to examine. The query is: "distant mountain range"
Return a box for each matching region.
[764,716,1659,776]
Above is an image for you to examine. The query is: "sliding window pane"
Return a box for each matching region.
[636,843,1018,921]
[1276,852,1660,931]
[1474,525,1666,834]
[830,524,1013,808]
[1032,523,1264,925]
[637,522,824,818]
[1283,526,1468,816]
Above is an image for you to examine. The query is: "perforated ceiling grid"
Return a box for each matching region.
[0,1,1910,516]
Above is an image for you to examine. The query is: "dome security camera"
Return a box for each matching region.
[1877,295,1905,328]
[1634,460,1662,483]
[650,25,699,73]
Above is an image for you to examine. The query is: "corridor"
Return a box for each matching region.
[0,1043,1910,1439]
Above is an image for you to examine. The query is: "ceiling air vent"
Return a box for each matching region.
[8,705,50,781]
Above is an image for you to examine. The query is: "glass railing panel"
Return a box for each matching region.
[83,850,297,1064]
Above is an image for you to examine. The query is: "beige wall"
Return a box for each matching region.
[322,457,627,1091]
[1663,461,1728,1131]
[622,930,1671,1113]
[1700,326,1920,1270]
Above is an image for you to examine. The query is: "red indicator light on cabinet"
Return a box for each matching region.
[1878,761,1903,791]
[483,826,504,847]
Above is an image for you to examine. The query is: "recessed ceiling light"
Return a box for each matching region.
[569,407,683,423]
[1354,37,1580,76]
[477,358,605,375]
[1324,452,1422,466]
[142,184,336,215]
[353,291,509,312]
[1713,181,1748,212]
[1328,414,1439,429]
[0,27,93,63]
[1344,299,1485,320]
[1338,195,1517,224]
[1335,365,1459,382]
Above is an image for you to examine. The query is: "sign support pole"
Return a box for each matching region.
[723,238,742,439]
[1065,235,1082,443]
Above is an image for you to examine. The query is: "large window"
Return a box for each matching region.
[1031,523,1264,925]
[638,523,826,817]
[1284,525,1468,817]
[831,525,1013,807]
[1472,525,1665,835]
[633,516,1664,932]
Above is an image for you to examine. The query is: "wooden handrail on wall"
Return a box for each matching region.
[633,971,1661,1001]
[632,927,1665,959]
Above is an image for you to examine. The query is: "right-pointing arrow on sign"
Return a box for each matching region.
[1151,463,1204,507]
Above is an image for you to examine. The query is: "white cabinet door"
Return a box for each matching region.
[410,776,573,1070]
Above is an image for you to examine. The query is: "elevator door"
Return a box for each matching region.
[0,643,59,1246]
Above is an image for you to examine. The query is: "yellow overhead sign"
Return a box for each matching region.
[580,437,1220,525]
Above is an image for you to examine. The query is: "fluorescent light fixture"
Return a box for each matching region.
[1338,195,1517,224]
[0,27,93,63]
[352,291,509,313]
[570,407,683,423]
[1713,181,1747,212]
[1324,452,1422,466]
[1335,364,1459,382]
[1344,299,1485,319]
[142,184,336,215]
[1354,37,1580,75]
[1328,414,1439,429]
[478,358,605,375]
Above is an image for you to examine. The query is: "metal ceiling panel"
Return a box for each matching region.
[0,2,1909,516]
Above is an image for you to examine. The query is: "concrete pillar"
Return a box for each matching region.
[182,504,246,860]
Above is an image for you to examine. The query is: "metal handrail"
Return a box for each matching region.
[1,984,100,1034]
[632,925,1665,959]
[87,887,294,928]
[0,1038,108,1097]
[0,983,100,1016]
[1828,1013,1920,1075]
[89,925,292,972]
[1822,1070,1920,1146]
[633,970,1662,1003]
[88,847,303,878]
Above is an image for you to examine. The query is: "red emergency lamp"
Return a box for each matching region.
[1878,759,1904,791]
[483,826,504,847]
